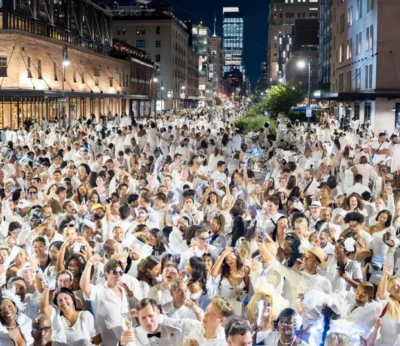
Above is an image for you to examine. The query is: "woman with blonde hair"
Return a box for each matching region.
[377,264,400,346]
[236,237,252,267]
[325,333,352,346]
[246,291,275,332]
[293,217,311,248]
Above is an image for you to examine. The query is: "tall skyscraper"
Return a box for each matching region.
[318,0,332,91]
[222,7,244,74]
[266,0,318,87]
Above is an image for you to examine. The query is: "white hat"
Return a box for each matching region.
[310,201,322,208]
[16,200,30,209]
[17,263,35,277]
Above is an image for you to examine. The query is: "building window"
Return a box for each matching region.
[156,26,161,34]
[369,25,373,51]
[27,57,32,78]
[364,103,371,122]
[155,54,161,62]
[156,40,161,48]
[94,69,100,86]
[0,57,7,77]
[346,39,352,59]
[141,26,145,34]
[37,59,42,79]
[356,0,362,20]
[54,62,58,81]
[117,27,126,35]
[354,103,360,120]
[109,77,113,88]
[136,40,146,48]
[136,26,140,35]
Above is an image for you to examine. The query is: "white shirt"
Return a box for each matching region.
[346,182,371,196]
[162,302,201,320]
[269,258,332,307]
[86,282,130,346]
[371,140,390,164]
[160,316,228,346]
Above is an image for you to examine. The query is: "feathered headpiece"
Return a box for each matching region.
[1,288,26,313]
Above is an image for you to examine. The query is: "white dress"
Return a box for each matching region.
[51,308,97,346]
[376,294,400,346]
[219,277,246,316]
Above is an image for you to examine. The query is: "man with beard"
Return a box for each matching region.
[299,169,320,197]
[32,314,53,346]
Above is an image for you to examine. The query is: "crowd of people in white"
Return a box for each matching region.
[0,107,400,346]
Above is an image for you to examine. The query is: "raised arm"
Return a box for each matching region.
[39,287,52,317]
[80,254,101,298]
[377,263,389,301]
[211,247,232,276]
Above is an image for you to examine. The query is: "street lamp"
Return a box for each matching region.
[152,77,158,116]
[297,57,311,127]
[62,45,70,124]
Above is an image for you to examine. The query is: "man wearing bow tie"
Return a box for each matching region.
[129,298,184,346]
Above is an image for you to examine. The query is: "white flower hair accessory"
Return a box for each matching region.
[1,288,26,313]
[343,238,356,253]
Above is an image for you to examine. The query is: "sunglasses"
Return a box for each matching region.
[28,191,37,195]
[112,270,124,276]
[32,327,52,334]
[68,223,75,227]
[198,237,212,242]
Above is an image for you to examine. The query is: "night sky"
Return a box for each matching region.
[113,0,270,90]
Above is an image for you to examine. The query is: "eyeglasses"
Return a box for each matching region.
[198,237,212,242]
[112,270,124,276]
[32,326,52,334]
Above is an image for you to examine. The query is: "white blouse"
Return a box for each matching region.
[51,308,97,346]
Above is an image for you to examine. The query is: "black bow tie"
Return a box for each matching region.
[147,332,161,339]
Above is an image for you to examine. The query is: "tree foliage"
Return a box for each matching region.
[260,83,306,116]
[214,97,222,106]
[235,106,277,134]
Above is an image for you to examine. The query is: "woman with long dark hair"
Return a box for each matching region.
[212,247,249,317]
[137,255,161,298]
[44,240,63,277]
[184,256,208,303]
[148,228,168,259]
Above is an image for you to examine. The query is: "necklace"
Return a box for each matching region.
[6,323,17,330]
[279,336,296,346]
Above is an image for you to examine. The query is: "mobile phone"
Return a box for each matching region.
[106,197,112,204]
[73,243,83,254]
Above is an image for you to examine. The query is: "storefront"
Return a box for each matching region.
[0,91,149,129]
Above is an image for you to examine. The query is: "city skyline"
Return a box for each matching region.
[115,0,270,89]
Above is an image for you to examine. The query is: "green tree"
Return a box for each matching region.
[214,97,222,106]
[261,83,305,116]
